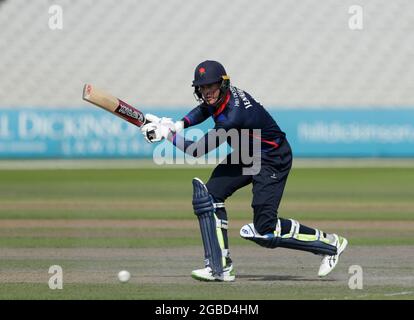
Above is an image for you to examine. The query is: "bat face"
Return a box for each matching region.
[82,84,147,127]
[82,84,157,141]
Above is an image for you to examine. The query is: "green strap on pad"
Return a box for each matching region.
[240,220,337,256]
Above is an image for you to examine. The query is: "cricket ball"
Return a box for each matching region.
[118,270,131,283]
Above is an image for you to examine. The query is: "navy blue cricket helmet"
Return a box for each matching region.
[192,60,230,106]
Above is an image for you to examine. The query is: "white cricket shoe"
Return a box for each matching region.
[318,234,348,277]
[191,264,236,282]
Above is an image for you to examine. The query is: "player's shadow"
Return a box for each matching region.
[239,274,336,282]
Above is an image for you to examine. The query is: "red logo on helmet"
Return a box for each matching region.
[199,67,206,76]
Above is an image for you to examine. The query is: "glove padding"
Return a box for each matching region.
[145,114,173,125]
[141,113,181,143]
[141,122,174,143]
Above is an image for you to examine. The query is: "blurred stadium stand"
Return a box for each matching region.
[0,0,413,109]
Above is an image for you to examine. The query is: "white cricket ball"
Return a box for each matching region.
[118,270,131,283]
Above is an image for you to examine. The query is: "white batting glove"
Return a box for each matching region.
[141,121,175,143]
[173,120,184,133]
[142,114,184,143]
[145,113,175,126]
[144,113,162,123]
[145,113,183,131]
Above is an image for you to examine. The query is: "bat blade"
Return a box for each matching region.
[82,84,147,127]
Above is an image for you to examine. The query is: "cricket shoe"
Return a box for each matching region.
[318,234,348,277]
[191,264,235,282]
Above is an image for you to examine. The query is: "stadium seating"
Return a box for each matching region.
[0,0,413,108]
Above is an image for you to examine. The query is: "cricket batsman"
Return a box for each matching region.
[140,60,348,282]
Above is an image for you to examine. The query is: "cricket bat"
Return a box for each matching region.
[82,84,155,139]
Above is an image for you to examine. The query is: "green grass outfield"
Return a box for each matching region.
[1,167,413,220]
[0,167,413,300]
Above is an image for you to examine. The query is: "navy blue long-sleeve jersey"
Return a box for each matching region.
[169,86,286,160]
